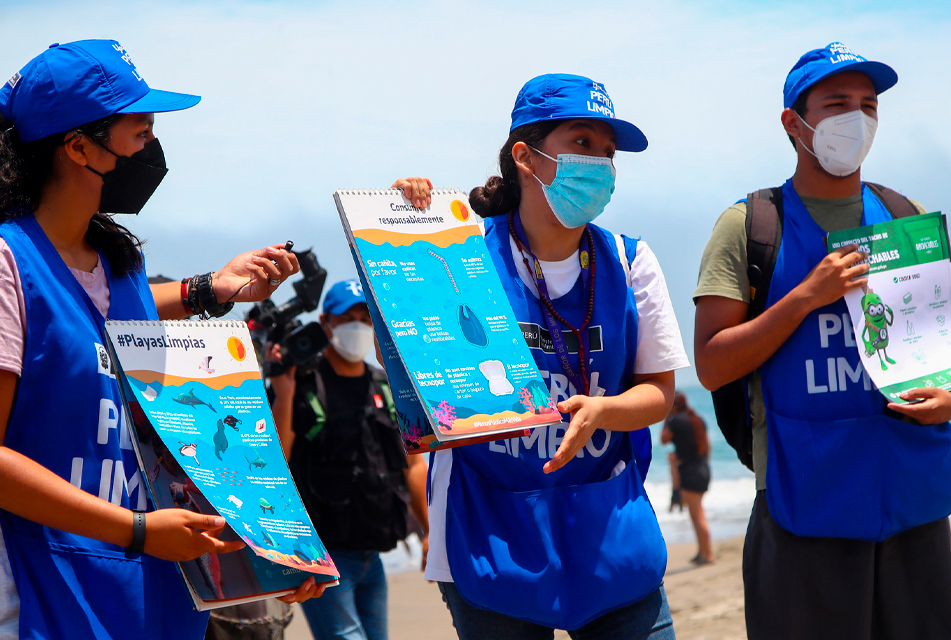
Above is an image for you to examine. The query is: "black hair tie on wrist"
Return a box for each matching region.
[125,510,146,557]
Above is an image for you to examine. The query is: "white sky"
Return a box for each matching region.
[2,0,950,386]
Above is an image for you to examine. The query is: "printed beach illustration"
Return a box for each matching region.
[353,218,559,439]
[125,371,336,576]
[110,321,338,579]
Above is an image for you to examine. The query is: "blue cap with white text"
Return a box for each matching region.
[322,279,367,316]
[510,74,648,152]
[784,42,897,109]
[0,39,200,143]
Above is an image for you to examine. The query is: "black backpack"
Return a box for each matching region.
[710,183,919,471]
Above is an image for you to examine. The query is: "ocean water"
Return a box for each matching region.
[381,385,756,573]
[644,385,756,546]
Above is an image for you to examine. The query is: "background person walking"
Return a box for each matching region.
[662,391,713,565]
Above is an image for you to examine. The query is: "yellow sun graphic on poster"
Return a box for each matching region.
[227,336,247,361]
[450,200,470,222]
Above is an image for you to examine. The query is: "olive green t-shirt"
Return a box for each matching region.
[694,192,926,489]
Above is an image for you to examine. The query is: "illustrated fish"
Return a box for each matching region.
[262,530,275,547]
[173,389,217,413]
[245,451,269,472]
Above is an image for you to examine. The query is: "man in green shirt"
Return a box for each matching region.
[694,42,951,640]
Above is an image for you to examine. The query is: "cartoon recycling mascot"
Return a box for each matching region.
[861,289,896,370]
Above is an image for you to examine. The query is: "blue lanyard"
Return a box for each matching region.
[509,211,594,396]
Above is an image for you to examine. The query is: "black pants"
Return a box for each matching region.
[744,490,951,640]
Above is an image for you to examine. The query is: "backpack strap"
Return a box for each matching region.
[714,183,915,473]
[708,187,783,472]
[371,369,398,423]
[865,182,919,220]
[303,366,329,441]
[745,187,784,319]
[744,183,914,317]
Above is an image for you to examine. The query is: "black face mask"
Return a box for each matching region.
[84,137,168,215]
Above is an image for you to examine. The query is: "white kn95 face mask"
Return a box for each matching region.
[797,110,878,177]
[330,321,374,363]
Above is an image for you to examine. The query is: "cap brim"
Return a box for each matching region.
[535,116,648,152]
[608,118,649,153]
[788,59,899,108]
[325,300,368,316]
[118,88,200,114]
[838,60,898,95]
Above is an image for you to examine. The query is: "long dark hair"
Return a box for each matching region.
[469,120,561,218]
[0,114,145,276]
[666,391,710,458]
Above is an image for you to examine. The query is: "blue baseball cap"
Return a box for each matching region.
[322,279,367,316]
[0,39,200,143]
[783,42,897,109]
[510,74,648,152]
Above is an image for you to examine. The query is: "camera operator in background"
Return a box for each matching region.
[268,278,429,640]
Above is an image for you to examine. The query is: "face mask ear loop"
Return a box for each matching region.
[794,113,821,161]
[74,131,119,180]
[77,131,120,158]
[528,146,557,188]
[529,146,557,163]
[84,164,107,179]
[532,173,551,189]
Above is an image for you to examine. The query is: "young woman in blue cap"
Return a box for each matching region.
[0,39,345,639]
[425,74,689,639]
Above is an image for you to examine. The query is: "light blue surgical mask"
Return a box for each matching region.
[530,147,616,229]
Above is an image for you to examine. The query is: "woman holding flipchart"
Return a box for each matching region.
[424,74,690,639]
[0,39,316,640]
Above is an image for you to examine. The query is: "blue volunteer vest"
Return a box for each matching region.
[445,212,666,630]
[0,212,208,639]
[760,180,951,541]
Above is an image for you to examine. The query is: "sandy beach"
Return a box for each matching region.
[284,535,747,640]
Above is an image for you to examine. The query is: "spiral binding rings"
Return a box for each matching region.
[104,319,246,328]
[335,187,464,197]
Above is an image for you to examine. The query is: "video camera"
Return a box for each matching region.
[246,248,329,377]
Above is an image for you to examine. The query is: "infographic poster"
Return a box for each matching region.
[105,320,337,578]
[335,188,561,448]
[827,212,951,402]
[351,249,527,453]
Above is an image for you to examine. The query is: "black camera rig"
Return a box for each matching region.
[246,248,329,377]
